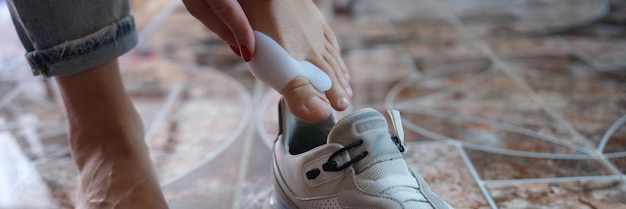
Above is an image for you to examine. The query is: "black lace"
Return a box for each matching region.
[322,140,368,172]
[391,134,405,153]
[305,134,406,180]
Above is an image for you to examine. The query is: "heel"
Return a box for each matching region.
[263,190,291,209]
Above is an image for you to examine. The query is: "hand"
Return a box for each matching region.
[182,0,255,61]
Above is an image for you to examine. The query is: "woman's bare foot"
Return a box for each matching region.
[56,60,168,209]
[240,0,352,123]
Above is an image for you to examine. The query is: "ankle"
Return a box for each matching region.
[76,154,166,209]
[70,128,149,172]
[72,128,166,209]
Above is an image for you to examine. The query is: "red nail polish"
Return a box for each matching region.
[240,45,252,62]
[230,45,241,57]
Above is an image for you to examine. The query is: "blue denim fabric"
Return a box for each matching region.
[6,0,138,77]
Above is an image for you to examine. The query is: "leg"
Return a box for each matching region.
[56,60,168,209]
[7,0,168,208]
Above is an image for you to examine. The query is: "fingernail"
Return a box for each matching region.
[305,96,330,114]
[230,45,241,57]
[338,97,349,107]
[344,72,351,81]
[240,45,252,62]
[345,87,353,97]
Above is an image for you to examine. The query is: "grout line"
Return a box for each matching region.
[483,175,624,185]
[400,112,595,160]
[159,63,253,187]
[381,11,422,109]
[382,16,419,76]
[256,91,280,150]
[554,35,603,68]
[432,0,626,185]
[402,53,421,75]
[502,4,626,184]
[136,0,182,45]
[604,152,626,158]
[399,107,593,155]
[384,73,420,109]
[145,84,183,144]
[385,52,424,109]
[427,0,598,150]
[592,153,626,183]
[231,80,266,209]
[518,0,617,72]
[0,83,22,110]
[392,64,497,110]
[444,8,597,151]
[0,124,58,207]
[404,140,455,147]
[597,114,626,153]
[456,144,498,209]
[0,121,65,132]
[21,83,65,113]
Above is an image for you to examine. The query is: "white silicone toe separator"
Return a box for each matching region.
[246,31,332,93]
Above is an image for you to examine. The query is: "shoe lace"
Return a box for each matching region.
[322,140,368,172]
[390,133,405,153]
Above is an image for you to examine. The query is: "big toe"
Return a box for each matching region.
[282,77,332,123]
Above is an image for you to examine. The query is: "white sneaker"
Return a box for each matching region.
[264,100,453,209]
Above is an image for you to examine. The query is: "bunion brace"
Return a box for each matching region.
[246,31,332,93]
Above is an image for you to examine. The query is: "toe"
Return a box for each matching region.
[282,77,332,123]
[316,40,351,110]
[313,53,350,111]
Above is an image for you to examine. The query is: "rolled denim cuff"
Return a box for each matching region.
[26,16,138,77]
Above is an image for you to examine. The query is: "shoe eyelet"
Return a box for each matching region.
[306,168,321,180]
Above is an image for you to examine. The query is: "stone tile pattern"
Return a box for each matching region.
[1,0,625,209]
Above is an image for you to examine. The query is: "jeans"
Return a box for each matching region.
[6,0,138,77]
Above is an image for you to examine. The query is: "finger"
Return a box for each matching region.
[207,0,256,61]
[182,0,238,47]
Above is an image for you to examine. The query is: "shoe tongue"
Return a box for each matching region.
[327,108,403,173]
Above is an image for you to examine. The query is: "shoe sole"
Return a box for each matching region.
[264,147,298,209]
[263,190,291,209]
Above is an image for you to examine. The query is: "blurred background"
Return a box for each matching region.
[1,0,625,208]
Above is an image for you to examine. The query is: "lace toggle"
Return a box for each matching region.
[322,140,368,172]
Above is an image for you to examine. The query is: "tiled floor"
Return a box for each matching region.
[1,0,625,208]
